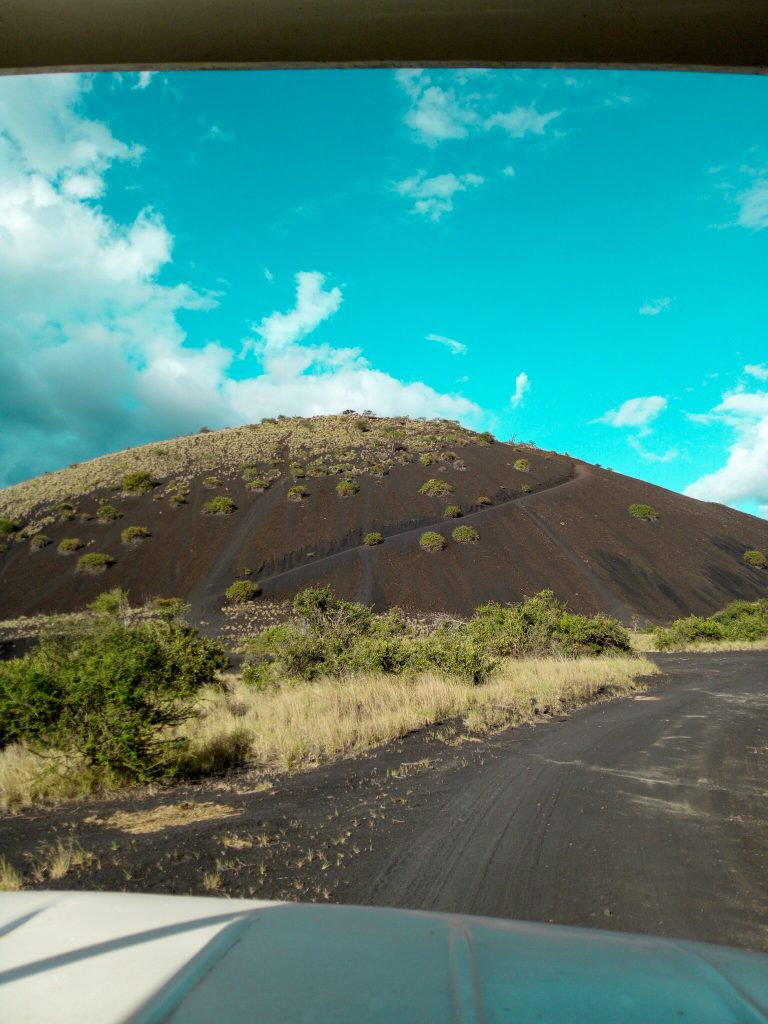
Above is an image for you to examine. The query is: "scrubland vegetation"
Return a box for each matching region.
[651,599,768,650]
[0,586,651,810]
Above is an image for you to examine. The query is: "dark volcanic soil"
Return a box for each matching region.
[1,439,767,627]
[3,651,767,951]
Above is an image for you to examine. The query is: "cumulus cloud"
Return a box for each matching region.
[510,372,530,408]
[735,177,768,230]
[684,387,768,515]
[593,396,667,435]
[502,165,516,177]
[638,297,671,316]
[133,72,154,91]
[745,363,768,381]
[427,333,467,355]
[394,170,484,220]
[0,75,483,486]
[484,107,561,138]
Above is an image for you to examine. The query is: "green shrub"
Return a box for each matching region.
[477,431,495,445]
[246,477,270,492]
[203,496,237,515]
[202,475,222,488]
[88,588,130,615]
[444,505,461,518]
[0,518,21,536]
[123,471,155,494]
[364,531,383,546]
[629,503,658,521]
[121,525,151,545]
[744,549,767,568]
[420,531,446,552]
[513,459,530,472]
[58,537,83,554]
[96,504,123,522]
[521,484,532,493]
[76,553,115,575]
[287,485,309,501]
[241,466,261,482]
[169,491,188,506]
[419,453,435,466]
[336,478,359,497]
[29,534,51,550]
[654,599,768,650]
[0,617,227,780]
[418,478,453,497]
[476,496,492,506]
[453,525,479,544]
[353,417,370,432]
[225,580,261,603]
[289,463,306,479]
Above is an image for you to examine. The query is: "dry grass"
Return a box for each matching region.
[30,839,94,882]
[0,855,23,891]
[92,801,238,834]
[186,655,658,772]
[630,633,768,653]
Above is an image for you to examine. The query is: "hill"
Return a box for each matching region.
[1,414,766,631]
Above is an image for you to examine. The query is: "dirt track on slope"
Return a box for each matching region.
[3,651,768,951]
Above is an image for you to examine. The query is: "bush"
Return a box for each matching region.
[246,477,270,492]
[419,478,453,497]
[364,531,383,546]
[96,504,123,522]
[744,549,767,568]
[169,491,188,506]
[203,496,237,515]
[76,553,115,575]
[477,431,495,445]
[0,616,227,780]
[30,534,51,550]
[444,505,461,518]
[289,463,306,479]
[287,485,309,501]
[121,525,151,545]
[123,472,155,494]
[336,478,360,497]
[514,459,530,472]
[58,537,83,554]
[225,580,261,603]
[453,525,479,544]
[353,418,370,432]
[88,588,130,615]
[419,453,435,466]
[202,475,222,488]
[654,599,768,649]
[629,503,658,521]
[476,496,492,506]
[420,531,446,552]
[0,518,21,536]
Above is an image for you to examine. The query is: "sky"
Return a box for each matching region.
[0,67,767,516]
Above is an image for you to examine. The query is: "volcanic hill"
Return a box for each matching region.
[1,414,766,632]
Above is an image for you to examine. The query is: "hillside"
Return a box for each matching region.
[1,414,766,631]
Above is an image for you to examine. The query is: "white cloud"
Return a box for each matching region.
[394,70,476,146]
[510,372,530,408]
[628,437,679,463]
[735,177,768,230]
[502,165,516,178]
[203,124,234,143]
[133,72,154,91]
[264,267,274,282]
[684,386,768,515]
[394,170,484,220]
[0,75,483,486]
[427,332,467,355]
[484,107,561,138]
[745,363,768,381]
[594,396,667,434]
[638,297,671,316]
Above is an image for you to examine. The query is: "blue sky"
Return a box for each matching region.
[1,68,767,515]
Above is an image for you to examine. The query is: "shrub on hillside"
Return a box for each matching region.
[364,531,383,546]
[121,525,151,545]
[123,471,155,494]
[169,491,188,506]
[452,525,479,544]
[476,496,492,506]
[744,549,767,568]
[97,504,123,522]
[246,477,270,492]
[444,505,461,518]
[225,580,261,603]
[477,431,495,445]
[202,475,222,489]
[418,478,453,497]
[654,599,768,650]
[336,478,360,497]
[203,496,237,515]
[419,453,435,466]
[0,615,227,781]
[76,553,115,575]
[29,534,51,550]
[0,518,21,536]
[420,531,446,552]
[629,503,658,521]
[287,485,309,501]
[88,588,130,615]
[58,537,83,554]
[513,459,530,472]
